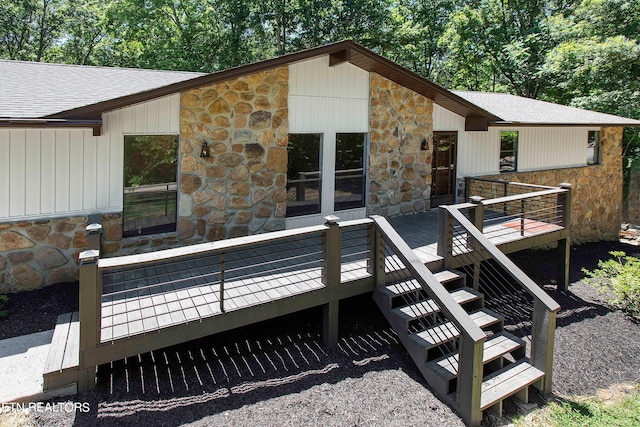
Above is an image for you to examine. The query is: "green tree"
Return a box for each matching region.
[0,0,66,61]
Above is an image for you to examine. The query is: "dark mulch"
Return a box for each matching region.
[2,240,639,426]
[0,282,78,340]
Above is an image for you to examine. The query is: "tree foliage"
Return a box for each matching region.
[1,0,639,185]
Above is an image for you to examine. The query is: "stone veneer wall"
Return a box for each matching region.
[0,217,88,292]
[475,127,623,244]
[176,67,289,241]
[368,73,433,216]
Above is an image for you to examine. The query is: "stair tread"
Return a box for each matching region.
[409,308,503,349]
[480,360,544,410]
[393,287,482,320]
[383,270,464,296]
[426,332,525,380]
[44,312,80,375]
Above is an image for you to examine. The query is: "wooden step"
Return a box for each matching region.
[426,332,525,382]
[43,312,80,391]
[375,270,465,309]
[480,359,544,411]
[408,308,504,351]
[391,287,483,328]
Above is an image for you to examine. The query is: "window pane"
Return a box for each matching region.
[286,134,322,217]
[123,135,178,237]
[500,131,518,172]
[335,133,365,211]
[587,130,600,165]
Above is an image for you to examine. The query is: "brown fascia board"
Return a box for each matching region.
[490,121,640,128]
[0,118,103,136]
[45,40,500,125]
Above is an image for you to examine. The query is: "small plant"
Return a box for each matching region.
[0,294,8,319]
[582,251,640,317]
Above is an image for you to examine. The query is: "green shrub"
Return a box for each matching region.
[582,251,640,317]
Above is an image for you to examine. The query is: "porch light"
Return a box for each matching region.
[200,141,210,158]
[420,138,428,150]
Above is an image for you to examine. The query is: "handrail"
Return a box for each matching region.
[99,224,328,269]
[444,206,560,313]
[372,215,486,425]
[466,177,556,190]
[372,216,486,341]
[479,188,566,208]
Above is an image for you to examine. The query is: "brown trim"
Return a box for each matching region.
[465,116,490,131]
[0,119,102,136]
[329,49,350,66]
[489,122,640,128]
[45,40,500,123]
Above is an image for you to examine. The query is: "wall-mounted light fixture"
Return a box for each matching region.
[200,141,210,158]
[420,138,428,151]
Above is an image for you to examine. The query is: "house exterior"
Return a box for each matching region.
[1,40,638,292]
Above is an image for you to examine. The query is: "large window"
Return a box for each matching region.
[123,135,178,237]
[499,131,518,172]
[334,133,366,211]
[286,133,322,217]
[587,130,601,165]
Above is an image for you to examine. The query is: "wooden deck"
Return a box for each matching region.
[98,210,563,344]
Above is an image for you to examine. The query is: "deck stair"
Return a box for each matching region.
[373,270,544,419]
[43,312,80,392]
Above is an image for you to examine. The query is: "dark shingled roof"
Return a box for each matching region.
[453,91,640,127]
[0,60,204,118]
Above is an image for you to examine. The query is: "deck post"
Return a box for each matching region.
[531,299,556,395]
[457,334,485,427]
[368,221,386,288]
[557,183,572,291]
[77,249,101,392]
[437,207,454,268]
[322,215,341,348]
[469,197,484,291]
[86,214,103,251]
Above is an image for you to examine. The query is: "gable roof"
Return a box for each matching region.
[1,40,638,132]
[0,41,499,132]
[453,91,640,127]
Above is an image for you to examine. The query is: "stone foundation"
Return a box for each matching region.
[475,127,623,244]
[368,73,433,217]
[0,217,88,292]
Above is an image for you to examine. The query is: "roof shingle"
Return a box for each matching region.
[0,60,204,118]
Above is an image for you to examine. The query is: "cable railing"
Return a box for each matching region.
[371,215,486,426]
[464,177,555,202]
[438,205,561,396]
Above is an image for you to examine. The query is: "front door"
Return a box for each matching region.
[431,132,457,206]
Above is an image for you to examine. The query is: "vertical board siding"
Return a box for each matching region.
[68,130,84,212]
[40,130,56,214]
[288,56,369,227]
[9,131,26,217]
[0,131,9,218]
[0,94,180,221]
[54,130,70,212]
[83,129,97,210]
[24,130,42,215]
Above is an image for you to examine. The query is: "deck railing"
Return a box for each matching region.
[438,204,561,398]
[371,216,487,426]
[464,177,556,201]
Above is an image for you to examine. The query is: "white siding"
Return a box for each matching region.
[433,104,596,178]
[287,56,370,228]
[0,94,180,221]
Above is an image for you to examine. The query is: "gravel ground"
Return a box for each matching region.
[1,241,639,426]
